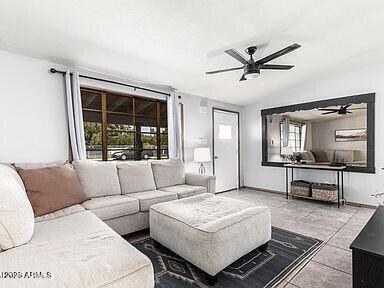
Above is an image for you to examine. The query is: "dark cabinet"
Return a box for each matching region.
[350,206,384,288]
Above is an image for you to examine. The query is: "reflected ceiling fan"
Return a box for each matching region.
[318,104,366,115]
[205,43,301,81]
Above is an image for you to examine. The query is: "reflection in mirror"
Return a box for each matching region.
[267,103,368,167]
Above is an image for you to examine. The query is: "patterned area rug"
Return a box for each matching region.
[131,227,322,287]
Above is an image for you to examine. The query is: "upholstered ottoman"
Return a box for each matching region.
[150,193,271,285]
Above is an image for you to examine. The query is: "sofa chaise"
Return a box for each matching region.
[0,158,216,288]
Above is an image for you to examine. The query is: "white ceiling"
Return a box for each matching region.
[1,0,384,105]
[282,103,367,122]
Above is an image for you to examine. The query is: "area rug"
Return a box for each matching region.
[131,227,323,288]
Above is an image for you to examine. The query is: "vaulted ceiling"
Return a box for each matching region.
[0,0,383,105]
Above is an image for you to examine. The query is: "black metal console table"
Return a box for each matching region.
[284,164,346,208]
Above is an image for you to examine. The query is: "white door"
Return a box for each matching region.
[213,109,239,192]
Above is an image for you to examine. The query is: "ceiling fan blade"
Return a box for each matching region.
[225,49,248,65]
[322,111,337,115]
[341,104,352,110]
[260,64,294,70]
[347,111,353,114]
[318,108,339,112]
[347,108,367,110]
[205,67,243,75]
[239,74,246,81]
[256,43,301,65]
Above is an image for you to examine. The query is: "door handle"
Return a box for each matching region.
[214,156,219,159]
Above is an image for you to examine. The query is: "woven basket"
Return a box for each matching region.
[312,183,338,202]
[291,180,311,197]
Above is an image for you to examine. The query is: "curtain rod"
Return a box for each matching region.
[50,68,171,97]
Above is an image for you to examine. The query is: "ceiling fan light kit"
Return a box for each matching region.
[206,43,301,81]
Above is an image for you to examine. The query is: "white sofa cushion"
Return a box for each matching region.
[0,165,35,250]
[151,158,185,188]
[160,184,207,199]
[150,193,271,276]
[0,210,154,288]
[82,195,139,221]
[73,160,121,198]
[117,161,156,194]
[127,190,178,212]
[35,204,85,222]
[0,163,25,189]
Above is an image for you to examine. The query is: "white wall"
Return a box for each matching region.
[312,115,367,161]
[0,51,69,163]
[243,64,384,206]
[181,93,244,185]
[0,51,244,186]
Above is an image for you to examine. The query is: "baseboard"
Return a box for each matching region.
[243,186,376,209]
[347,201,376,209]
[243,186,285,196]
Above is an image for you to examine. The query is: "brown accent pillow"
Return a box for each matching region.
[311,150,329,163]
[16,163,89,217]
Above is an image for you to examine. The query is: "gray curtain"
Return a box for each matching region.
[300,123,307,151]
[167,91,181,158]
[65,71,86,160]
[282,116,290,147]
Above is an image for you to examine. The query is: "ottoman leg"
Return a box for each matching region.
[259,241,269,252]
[206,274,218,286]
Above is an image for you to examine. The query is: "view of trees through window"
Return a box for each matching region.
[81,88,168,161]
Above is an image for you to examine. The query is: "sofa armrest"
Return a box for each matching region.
[185,173,216,194]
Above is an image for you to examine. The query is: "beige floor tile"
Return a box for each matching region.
[291,261,352,288]
[327,222,364,250]
[310,207,354,221]
[220,188,367,286]
[284,284,300,288]
[312,245,352,274]
[299,214,347,232]
[286,221,336,241]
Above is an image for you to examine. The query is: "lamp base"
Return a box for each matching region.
[198,163,206,174]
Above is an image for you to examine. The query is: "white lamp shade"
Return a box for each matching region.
[194,148,211,162]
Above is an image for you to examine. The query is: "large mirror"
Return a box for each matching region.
[261,93,375,173]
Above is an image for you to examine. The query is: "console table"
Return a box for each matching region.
[284,164,346,208]
[350,206,382,288]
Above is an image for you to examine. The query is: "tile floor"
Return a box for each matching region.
[221,188,375,288]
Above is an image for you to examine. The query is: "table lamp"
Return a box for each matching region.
[194,147,211,174]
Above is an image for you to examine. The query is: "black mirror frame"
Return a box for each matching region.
[261,93,375,174]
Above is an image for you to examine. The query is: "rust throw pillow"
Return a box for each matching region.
[16,163,88,217]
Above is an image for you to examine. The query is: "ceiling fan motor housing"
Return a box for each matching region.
[244,63,260,79]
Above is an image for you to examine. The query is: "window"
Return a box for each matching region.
[218,125,232,140]
[81,88,168,161]
[280,122,302,153]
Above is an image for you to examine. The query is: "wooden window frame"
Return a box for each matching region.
[81,87,168,161]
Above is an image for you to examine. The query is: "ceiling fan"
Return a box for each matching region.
[318,104,366,115]
[205,43,301,81]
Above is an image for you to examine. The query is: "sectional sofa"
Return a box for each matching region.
[0,158,216,288]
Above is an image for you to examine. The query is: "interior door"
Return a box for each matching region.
[213,109,239,192]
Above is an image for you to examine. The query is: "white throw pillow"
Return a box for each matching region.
[73,161,121,198]
[151,158,185,189]
[0,166,34,250]
[117,161,156,194]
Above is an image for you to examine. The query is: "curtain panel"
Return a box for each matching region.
[65,71,86,160]
[167,92,182,158]
[282,116,290,147]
